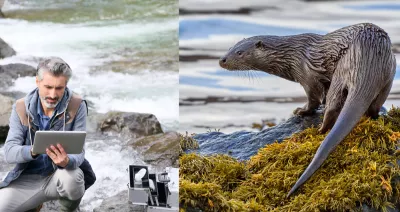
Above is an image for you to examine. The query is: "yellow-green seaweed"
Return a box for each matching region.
[179,132,200,155]
[180,107,400,212]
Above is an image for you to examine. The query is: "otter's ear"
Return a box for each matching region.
[255,40,264,48]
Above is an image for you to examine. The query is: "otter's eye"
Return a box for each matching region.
[236,51,243,56]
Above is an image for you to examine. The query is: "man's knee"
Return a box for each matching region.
[57,168,85,200]
[0,187,26,211]
[0,189,16,211]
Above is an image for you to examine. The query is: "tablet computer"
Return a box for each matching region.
[32,131,86,154]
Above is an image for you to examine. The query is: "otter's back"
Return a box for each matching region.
[319,23,393,74]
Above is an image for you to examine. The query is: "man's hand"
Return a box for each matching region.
[46,144,70,168]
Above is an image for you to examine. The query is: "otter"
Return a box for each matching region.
[219,23,397,196]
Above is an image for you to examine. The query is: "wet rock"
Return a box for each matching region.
[35,201,59,212]
[361,204,399,212]
[0,63,36,88]
[0,91,26,100]
[0,63,37,78]
[0,94,13,143]
[93,190,146,212]
[129,131,179,168]
[99,111,163,140]
[190,107,388,160]
[393,43,400,54]
[191,110,323,160]
[0,38,16,59]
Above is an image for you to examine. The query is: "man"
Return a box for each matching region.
[0,57,94,211]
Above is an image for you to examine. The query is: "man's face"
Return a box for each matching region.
[36,71,67,109]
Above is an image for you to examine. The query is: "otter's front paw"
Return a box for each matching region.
[293,107,315,116]
[318,126,328,134]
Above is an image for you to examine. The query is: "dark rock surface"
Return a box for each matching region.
[0,37,16,59]
[129,131,179,168]
[0,63,36,88]
[0,91,27,100]
[191,110,323,160]
[99,111,163,140]
[0,94,13,143]
[0,63,36,78]
[191,107,388,160]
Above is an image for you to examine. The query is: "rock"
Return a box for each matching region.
[87,111,106,133]
[0,94,13,143]
[0,63,36,88]
[0,91,26,100]
[99,111,163,140]
[393,43,400,54]
[361,204,399,212]
[93,190,146,212]
[36,200,59,212]
[191,109,323,160]
[0,38,16,59]
[1,63,37,78]
[129,132,179,168]
[191,106,389,160]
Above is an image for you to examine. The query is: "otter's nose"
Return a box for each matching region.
[219,57,227,66]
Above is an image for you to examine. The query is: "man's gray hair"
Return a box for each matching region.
[37,57,72,82]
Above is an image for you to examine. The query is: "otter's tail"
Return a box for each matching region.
[286,25,396,197]
[286,95,370,197]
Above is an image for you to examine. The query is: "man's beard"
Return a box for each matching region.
[40,96,60,109]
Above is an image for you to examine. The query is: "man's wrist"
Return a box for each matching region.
[30,149,38,158]
[63,156,70,168]
[59,156,70,168]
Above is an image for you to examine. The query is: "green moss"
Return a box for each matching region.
[180,179,266,212]
[180,154,248,192]
[384,106,400,132]
[180,107,400,211]
[179,132,199,155]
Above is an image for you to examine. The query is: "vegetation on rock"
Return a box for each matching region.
[180,107,400,212]
[179,132,199,155]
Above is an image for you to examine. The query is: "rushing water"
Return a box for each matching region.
[0,0,178,210]
[179,0,400,134]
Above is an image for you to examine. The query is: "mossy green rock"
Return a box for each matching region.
[180,108,400,212]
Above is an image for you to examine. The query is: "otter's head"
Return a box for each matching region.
[219,38,268,71]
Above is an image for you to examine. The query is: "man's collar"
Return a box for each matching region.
[36,97,45,118]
